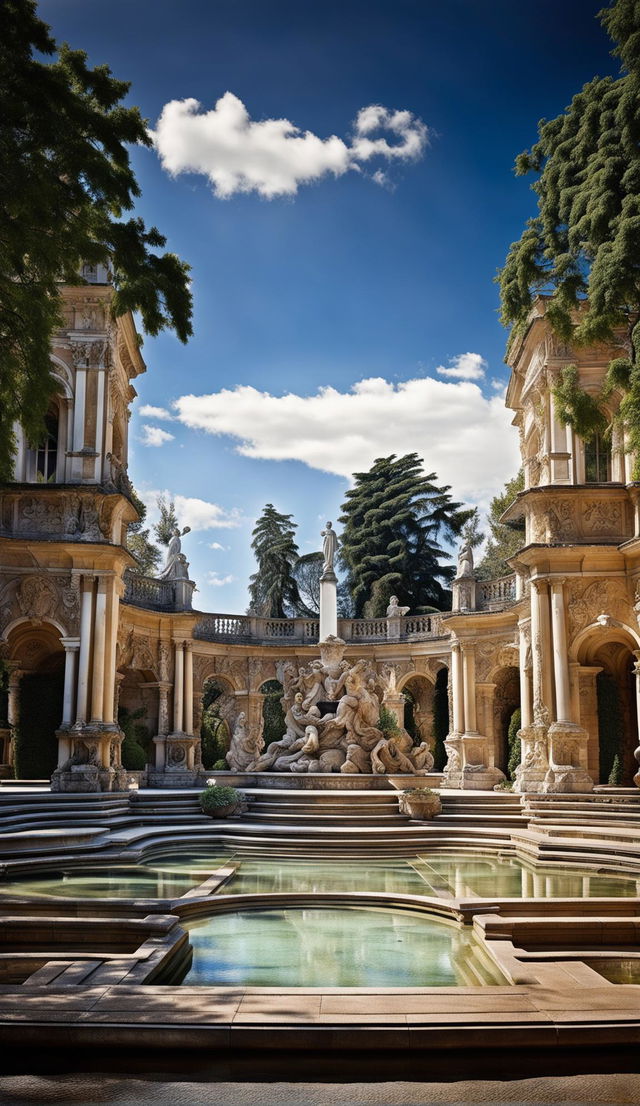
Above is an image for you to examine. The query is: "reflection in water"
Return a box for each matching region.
[1,850,638,901]
[182,906,505,987]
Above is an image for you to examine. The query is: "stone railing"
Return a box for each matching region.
[191,612,446,645]
[123,570,195,612]
[477,574,517,611]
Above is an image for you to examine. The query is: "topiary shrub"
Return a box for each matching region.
[608,753,623,786]
[118,706,149,771]
[200,784,242,818]
[378,706,401,736]
[213,758,228,771]
[261,680,286,745]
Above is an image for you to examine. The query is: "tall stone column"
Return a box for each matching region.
[184,642,194,736]
[451,642,463,735]
[173,641,184,733]
[7,667,21,768]
[90,577,108,723]
[60,638,80,728]
[460,643,504,790]
[546,579,593,792]
[102,576,120,725]
[319,569,338,640]
[461,643,477,733]
[633,653,640,788]
[518,619,532,729]
[442,643,464,788]
[75,577,94,725]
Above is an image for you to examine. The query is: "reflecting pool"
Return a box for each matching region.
[0,857,229,899]
[182,906,505,987]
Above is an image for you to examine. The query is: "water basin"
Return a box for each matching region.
[181,905,505,987]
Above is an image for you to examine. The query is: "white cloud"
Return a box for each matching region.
[436,353,487,380]
[139,404,175,420]
[152,92,428,199]
[206,572,236,587]
[139,425,175,447]
[208,541,227,551]
[142,490,243,531]
[173,367,520,509]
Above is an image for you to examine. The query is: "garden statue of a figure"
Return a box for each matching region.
[321,521,338,573]
[158,525,191,580]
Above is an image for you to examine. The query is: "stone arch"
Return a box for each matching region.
[117,666,158,761]
[574,624,639,785]
[200,675,236,769]
[5,620,65,778]
[401,674,435,746]
[490,665,521,774]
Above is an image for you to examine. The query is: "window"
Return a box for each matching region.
[35,410,59,482]
[584,433,611,483]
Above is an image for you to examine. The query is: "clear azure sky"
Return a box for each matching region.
[40,0,618,613]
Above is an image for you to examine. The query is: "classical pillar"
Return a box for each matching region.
[173,641,184,733]
[530,579,553,721]
[518,619,533,729]
[157,683,171,736]
[461,642,477,733]
[90,577,108,723]
[72,367,87,451]
[451,642,464,735]
[102,576,120,725]
[184,641,194,736]
[75,577,94,725]
[60,638,80,727]
[319,569,338,640]
[550,579,571,723]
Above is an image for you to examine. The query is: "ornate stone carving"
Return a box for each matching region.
[215,656,248,687]
[567,578,630,640]
[582,500,622,536]
[16,576,58,621]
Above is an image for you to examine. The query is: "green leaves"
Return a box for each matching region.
[0,0,192,479]
[248,504,302,618]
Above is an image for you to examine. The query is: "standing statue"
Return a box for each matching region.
[456,541,474,579]
[386,596,410,617]
[158,526,191,580]
[321,521,338,573]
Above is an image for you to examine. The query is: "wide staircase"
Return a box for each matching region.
[511,791,640,868]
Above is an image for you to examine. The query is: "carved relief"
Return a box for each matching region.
[17,576,58,621]
[567,578,631,640]
[582,500,622,536]
[14,494,113,543]
[215,655,248,687]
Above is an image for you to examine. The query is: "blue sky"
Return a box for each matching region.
[41,0,618,612]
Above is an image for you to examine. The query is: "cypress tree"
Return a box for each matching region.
[476,470,525,580]
[248,504,302,618]
[338,454,470,617]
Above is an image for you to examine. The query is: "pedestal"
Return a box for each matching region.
[319,568,338,641]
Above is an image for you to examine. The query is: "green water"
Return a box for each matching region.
[1,851,638,900]
[182,906,504,987]
[587,958,640,984]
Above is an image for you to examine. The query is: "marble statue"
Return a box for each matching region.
[226,711,263,772]
[456,542,474,579]
[386,596,410,617]
[321,521,338,573]
[158,526,191,580]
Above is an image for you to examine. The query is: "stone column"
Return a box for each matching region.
[183,642,194,736]
[550,579,571,723]
[451,642,463,735]
[461,642,477,733]
[632,654,640,788]
[518,619,533,730]
[72,367,87,451]
[90,577,108,723]
[173,641,184,733]
[319,569,338,641]
[75,577,94,725]
[7,668,21,767]
[102,576,120,725]
[157,683,171,736]
[530,579,553,721]
[60,638,80,727]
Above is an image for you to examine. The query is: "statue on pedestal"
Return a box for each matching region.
[321,521,338,575]
[158,526,191,580]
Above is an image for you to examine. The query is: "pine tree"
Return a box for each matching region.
[338,454,471,617]
[0,0,192,480]
[498,1,640,470]
[154,496,179,547]
[476,469,525,580]
[248,504,302,618]
[125,487,161,576]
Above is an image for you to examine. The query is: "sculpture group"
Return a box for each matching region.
[226,637,433,776]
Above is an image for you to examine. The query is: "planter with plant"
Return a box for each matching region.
[398,786,442,819]
[199,784,245,819]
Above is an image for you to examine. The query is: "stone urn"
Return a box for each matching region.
[398,789,442,820]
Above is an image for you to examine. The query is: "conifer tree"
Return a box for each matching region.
[338,454,471,617]
[154,496,180,547]
[476,469,525,580]
[248,504,302,618]
[125,487,161,576]
[0,0,192,480]
[498,1,640,469]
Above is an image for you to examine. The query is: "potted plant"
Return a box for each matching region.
[199,784,245,819]
[398,787,442,820]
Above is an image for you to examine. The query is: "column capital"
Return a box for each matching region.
[183,640,193,653]
[60,637,81,651]
[550,576,568,591]
[530,577,549,594]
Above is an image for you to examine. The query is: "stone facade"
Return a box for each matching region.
[1,287,640,791]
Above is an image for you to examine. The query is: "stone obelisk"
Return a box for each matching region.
[319,521,338,640]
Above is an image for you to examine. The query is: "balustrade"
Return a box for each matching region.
[477,574,516,610]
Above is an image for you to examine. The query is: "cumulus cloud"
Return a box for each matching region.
[152,92,428,199]
[142,490,242,532]
[139,404,175,420]
[207,572,236,587]
[173,367,520,508]
[139,425,175,447]
[208,541,227,551]
[436,353,487,380]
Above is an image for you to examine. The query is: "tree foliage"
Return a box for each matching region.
[0,0,192,479]
[154,495,179,547]
[248,504,302,618]
[125,487,161,576]
[291,551,323,617]
[338,454,471,617]
[498,1,640,473]
[476,469,525,580]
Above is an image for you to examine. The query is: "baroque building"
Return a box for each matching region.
[1,285,639,793]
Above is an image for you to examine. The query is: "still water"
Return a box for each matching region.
[182,905,505,987]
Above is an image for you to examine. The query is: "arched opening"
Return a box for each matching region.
[260,679,285,746]
[8,622,64,779]
[200,677,234,769]
[492,665,521,774]
[117,667,155,770]
[576,632,639,785]
[402,668,449,770]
